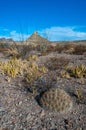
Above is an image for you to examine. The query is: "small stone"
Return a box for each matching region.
[26,114,32,121]
[40,110,45,117]
[19,101,22,105]
[11,108,16,113]
[25,99,27,101]
[0,107,5,112]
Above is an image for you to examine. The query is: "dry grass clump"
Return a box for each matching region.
[61,64,86,78]
[45,57,70,70]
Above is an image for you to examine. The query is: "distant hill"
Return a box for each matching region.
[26,32,50,44]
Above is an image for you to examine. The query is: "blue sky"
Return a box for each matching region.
[0,0,86,41]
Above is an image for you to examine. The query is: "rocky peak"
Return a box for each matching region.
[26,31,50,44]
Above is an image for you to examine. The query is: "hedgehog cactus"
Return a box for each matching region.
[39,88,73,113]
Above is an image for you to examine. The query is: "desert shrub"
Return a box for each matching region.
[45,57,70,70]
[83,51,86,57]
[45,45,56,53]
[55,44,64,53]
[73,45,86,55]
[0,43,11,48]
[36,43,48,55]
[63,44,76,54]
[15,44,36,58]
[8,42,36,59]
[64,44,76,50]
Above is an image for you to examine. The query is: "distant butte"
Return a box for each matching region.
[26,31,50,44]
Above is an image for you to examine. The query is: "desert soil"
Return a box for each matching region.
[0,52,86,130]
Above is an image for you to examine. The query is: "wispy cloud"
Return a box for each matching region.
[0,29,29,41]
[10,31,29,41]
[39,26,86,41]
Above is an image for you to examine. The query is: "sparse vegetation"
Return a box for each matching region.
[0,56,47,85]
[61,64,86,78]
[73,45,86,55]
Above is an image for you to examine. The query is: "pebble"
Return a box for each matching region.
[18,101,22,105]
[40,110,45,118]
[0,107,5,112]
[26,114,32,121]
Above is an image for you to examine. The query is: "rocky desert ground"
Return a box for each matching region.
[0,32,86,130]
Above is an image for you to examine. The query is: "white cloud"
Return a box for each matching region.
[10,30,29,41]
[39,26,86,41]
[0,28,29,41]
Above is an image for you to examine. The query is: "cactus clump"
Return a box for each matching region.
[0,56,47,85]
[68,64,86,78]
[61,64,86,78]
[0,57,25,78]
[26,54,38,61]
[26,62,47,84]
[40,88,73,113]
[61,70,70,78]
